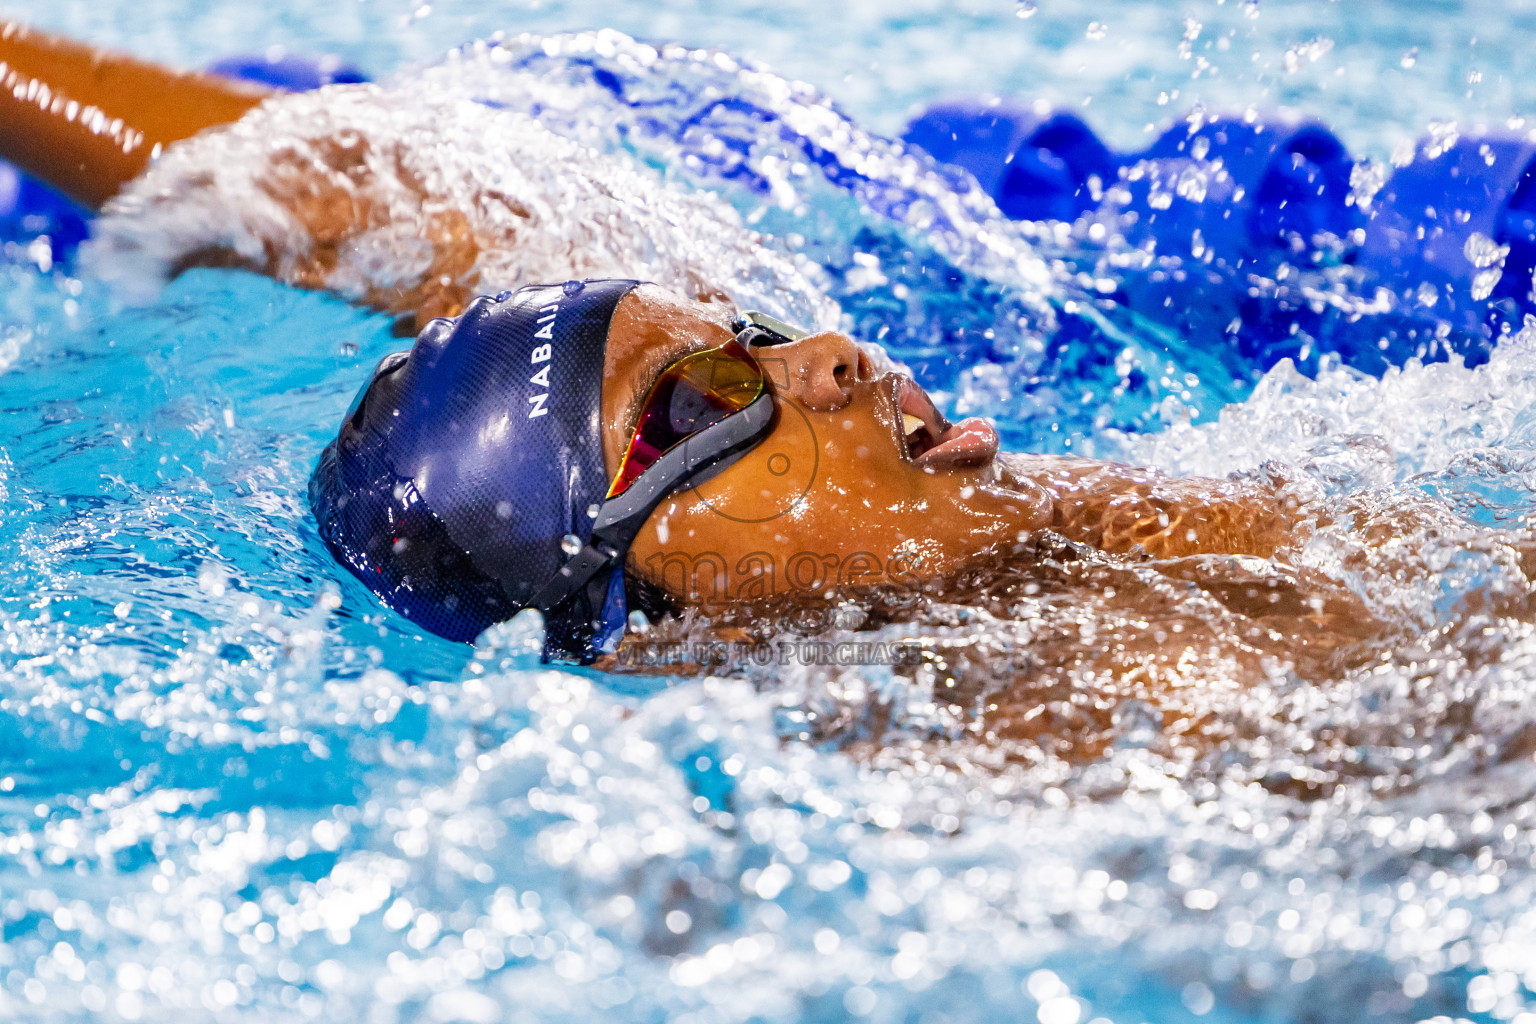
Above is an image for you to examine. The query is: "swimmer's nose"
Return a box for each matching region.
[753,331,872,412]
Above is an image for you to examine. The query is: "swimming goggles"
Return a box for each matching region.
[527,310,809,646]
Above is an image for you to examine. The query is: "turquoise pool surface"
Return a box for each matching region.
[2,1,1536,1022]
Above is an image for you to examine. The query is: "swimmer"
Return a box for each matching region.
[0,23,1426,674]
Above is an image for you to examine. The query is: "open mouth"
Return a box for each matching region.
[894,376,1000,470]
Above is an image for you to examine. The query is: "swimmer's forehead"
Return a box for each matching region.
[609,285,737,364]
[605,286,738,408]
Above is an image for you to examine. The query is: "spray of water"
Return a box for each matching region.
[3,24,1536,1024]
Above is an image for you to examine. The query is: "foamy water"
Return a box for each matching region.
[2,10,1536,1024]
[89,80,839,329]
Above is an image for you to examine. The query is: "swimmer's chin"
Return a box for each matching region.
[980,453,1055,529]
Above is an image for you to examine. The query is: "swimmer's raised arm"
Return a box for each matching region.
[0,21,268,207]
[0,25,833,332]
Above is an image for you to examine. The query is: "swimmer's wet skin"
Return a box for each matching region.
[0,21,269,207]
[318,280,1307,660]
[0,23,1318,659]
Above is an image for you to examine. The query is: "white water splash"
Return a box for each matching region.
[1118,318,1536,490]
[404,31,1060,326]
[88,80,838,328]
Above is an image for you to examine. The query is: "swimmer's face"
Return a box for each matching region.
[601,287,1052,611]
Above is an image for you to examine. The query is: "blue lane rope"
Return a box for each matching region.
[903,98,1536,372]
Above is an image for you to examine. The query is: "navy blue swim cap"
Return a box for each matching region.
[310,279,641,653]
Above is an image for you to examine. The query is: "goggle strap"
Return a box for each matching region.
[526,541,619,618]
[538,559,625,663]
[528,392,776,623]
[593,392,774,538]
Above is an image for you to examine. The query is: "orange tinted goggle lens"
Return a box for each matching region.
[608,339,765,499]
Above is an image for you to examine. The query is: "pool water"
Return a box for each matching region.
[3,2,1536,1022]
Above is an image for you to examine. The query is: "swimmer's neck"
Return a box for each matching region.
[995,451,1299,560]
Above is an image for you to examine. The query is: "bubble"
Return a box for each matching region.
[1182,982,1215,1016]
[197,562,230,597]
[843,987,877,1017]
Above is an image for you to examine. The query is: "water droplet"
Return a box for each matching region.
[1401,47,1418,68]
[197,562,230,597]
[1015,0,1037,18]
[587,503,601,519]
[561,534,584,556]
[627,609,651,633]
[562,279,585,295]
